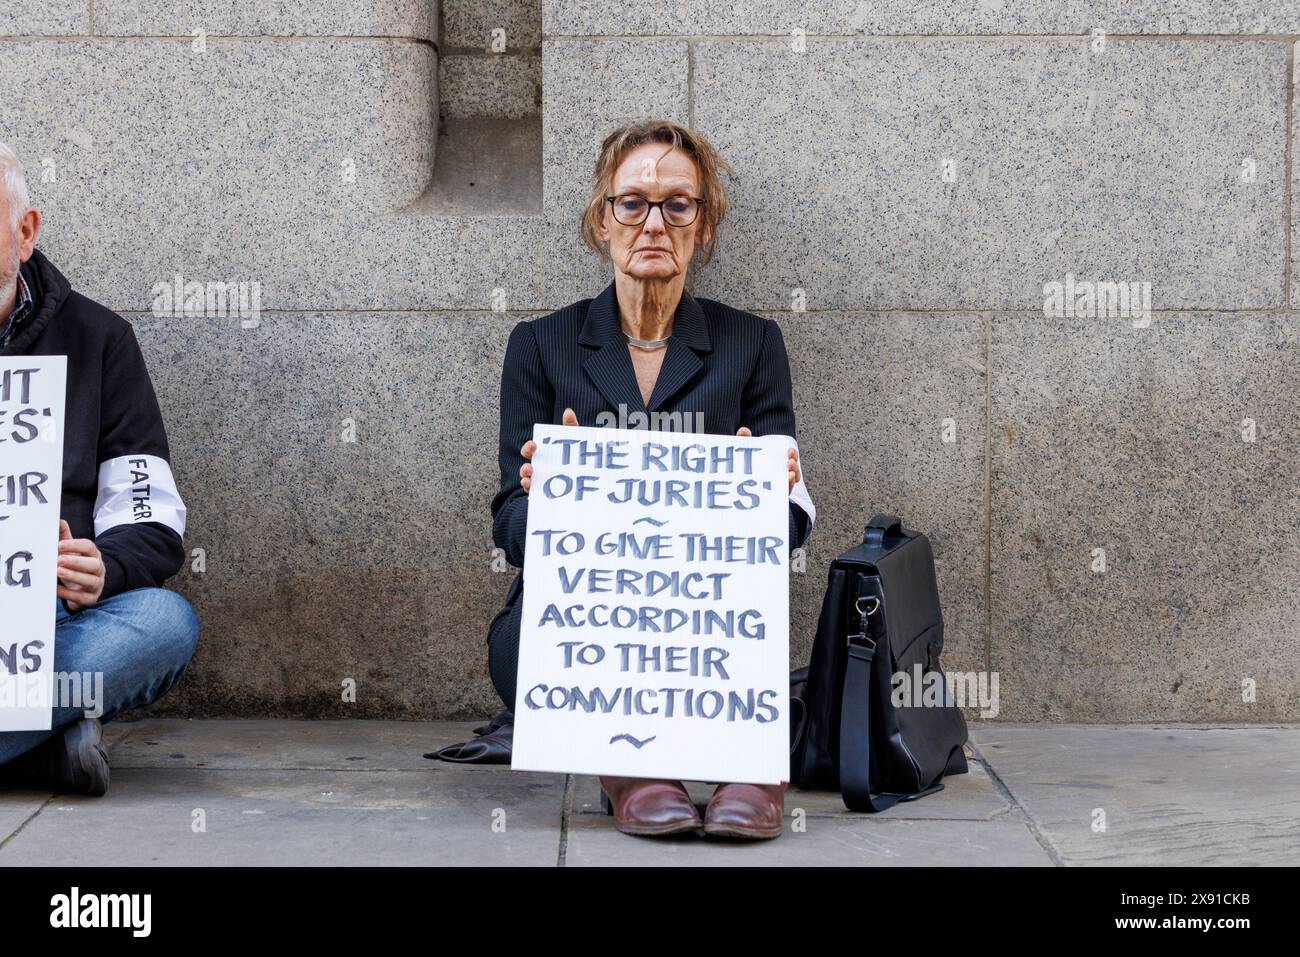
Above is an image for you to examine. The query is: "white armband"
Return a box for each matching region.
[93,454,187,538]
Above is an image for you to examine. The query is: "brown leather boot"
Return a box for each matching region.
[703,781,787,839]
[598,776,702,836]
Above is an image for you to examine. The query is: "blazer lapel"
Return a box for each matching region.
[579,280,713,417]
[583,341,647,414]
[580,282,647,413]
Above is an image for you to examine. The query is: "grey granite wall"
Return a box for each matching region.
[2,2,1296,721]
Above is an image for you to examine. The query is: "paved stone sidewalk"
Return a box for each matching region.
[1,721,1296,866]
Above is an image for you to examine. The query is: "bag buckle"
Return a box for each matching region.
[856,595,880,617]
[847,595,880,649]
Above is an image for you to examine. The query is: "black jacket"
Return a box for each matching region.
[492,279,815,569]
[2,248,186,601]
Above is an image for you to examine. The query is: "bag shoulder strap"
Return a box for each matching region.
[838,639,905,812]
[837,575,949,812]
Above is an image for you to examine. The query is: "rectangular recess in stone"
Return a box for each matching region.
[417,117,544,215]
[444,0,540,49]
[94,0,437,41]
[440,53,541,119]
[424,4,542,212]
[990,313,1300,722]
[692,37,1286,311]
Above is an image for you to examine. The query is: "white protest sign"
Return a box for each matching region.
[0,357,66,731]
[512,424,791,785]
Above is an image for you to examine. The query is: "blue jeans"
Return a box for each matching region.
[0,588,199,766]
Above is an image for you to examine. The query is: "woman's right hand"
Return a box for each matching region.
[519,407,579,492]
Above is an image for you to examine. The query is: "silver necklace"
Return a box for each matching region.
[624,331,669,350]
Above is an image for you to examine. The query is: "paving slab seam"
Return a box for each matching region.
[966,743,1067,866]
[0,795,55,855]
[557,775,575,867]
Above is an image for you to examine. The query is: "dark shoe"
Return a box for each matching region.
[46,717,111,797]
[703,781,786,839]
[471,708,513,737]
[598,776,702,836]
[425,719,513,764]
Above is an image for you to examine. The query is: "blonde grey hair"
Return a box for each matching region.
[0,141,31,231]
[581,119,734,268]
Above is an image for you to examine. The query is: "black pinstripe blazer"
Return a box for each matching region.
[492,279,814,576]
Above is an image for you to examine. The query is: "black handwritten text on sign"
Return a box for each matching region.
[0,358,67,731]
[511,424,791,784]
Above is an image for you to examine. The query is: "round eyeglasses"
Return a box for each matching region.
[606,193,705,227]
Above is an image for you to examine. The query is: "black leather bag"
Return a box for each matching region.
[789,514,969,811]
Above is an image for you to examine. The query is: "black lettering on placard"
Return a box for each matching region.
[525,432,791,755]
[0,639,44,676]
[3,407,41,442]
[3,550,33,587]
[0,367,38,404]
[0,472,50,508]
[1,362,60,703]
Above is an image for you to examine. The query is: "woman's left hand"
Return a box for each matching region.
[736,426,800,494]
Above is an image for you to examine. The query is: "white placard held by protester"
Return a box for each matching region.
[511,423,791,784]
[0,357,67,731]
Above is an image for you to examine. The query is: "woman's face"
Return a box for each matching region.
[597,143,705,283]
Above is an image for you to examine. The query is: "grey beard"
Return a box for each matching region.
[0,254,19,316]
